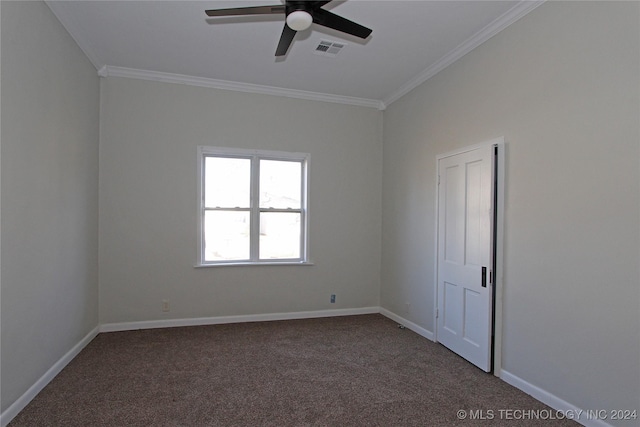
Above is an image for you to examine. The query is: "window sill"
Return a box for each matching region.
[194,261,314,268]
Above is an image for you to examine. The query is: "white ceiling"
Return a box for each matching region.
[46,0,542,109]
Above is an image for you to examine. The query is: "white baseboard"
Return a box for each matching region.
[99,306,380,333]
[379,308,435,341]
[500,370,612,427]
[0,326,100,427]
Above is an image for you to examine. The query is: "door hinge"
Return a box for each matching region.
[436,308,439,318]
[437,175,440,185]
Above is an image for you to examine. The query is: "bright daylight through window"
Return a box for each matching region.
[198,147,309,265]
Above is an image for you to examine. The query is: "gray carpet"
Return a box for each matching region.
[10,314,577,426]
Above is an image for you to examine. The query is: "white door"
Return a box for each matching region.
[436,145,494,372]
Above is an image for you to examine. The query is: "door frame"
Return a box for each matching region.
[433,137,505,376]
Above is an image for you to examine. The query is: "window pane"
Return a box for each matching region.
[205,157,250,208]
[259,160,301,209]
[259,212,301,259]
[204,211,250,261]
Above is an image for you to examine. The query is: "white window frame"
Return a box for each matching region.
[196,146,310,267]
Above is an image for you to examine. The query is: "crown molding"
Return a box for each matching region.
[382,0,546,107]
[49,0,543,111]
[97,66,385,110]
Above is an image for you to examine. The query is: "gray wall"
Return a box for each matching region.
[381,1,639,420]
[98,77,382,324]
[1,1,100,412]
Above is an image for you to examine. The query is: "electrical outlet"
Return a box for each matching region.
[405,302,411,314]
[330,294,336,304]
[162,299,170,312]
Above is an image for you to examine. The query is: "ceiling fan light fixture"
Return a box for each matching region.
[286,10,313,31]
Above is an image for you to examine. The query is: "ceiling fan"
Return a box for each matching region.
[205,1,372,57]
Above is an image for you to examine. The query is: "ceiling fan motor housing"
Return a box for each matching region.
[286,1,314,15]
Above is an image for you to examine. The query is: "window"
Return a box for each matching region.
[197,146,309,266]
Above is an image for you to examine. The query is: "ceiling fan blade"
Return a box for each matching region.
[205,5,285,17]
[312,9,372,39]
[275,24,297,56]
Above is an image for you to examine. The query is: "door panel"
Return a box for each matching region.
[443,281,460,335]
[465,161,483,266]
[444,164,462,264]
[463,288,483,346]
[437,145,494,372]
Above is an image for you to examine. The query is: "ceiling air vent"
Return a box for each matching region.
[314,40,345,57]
